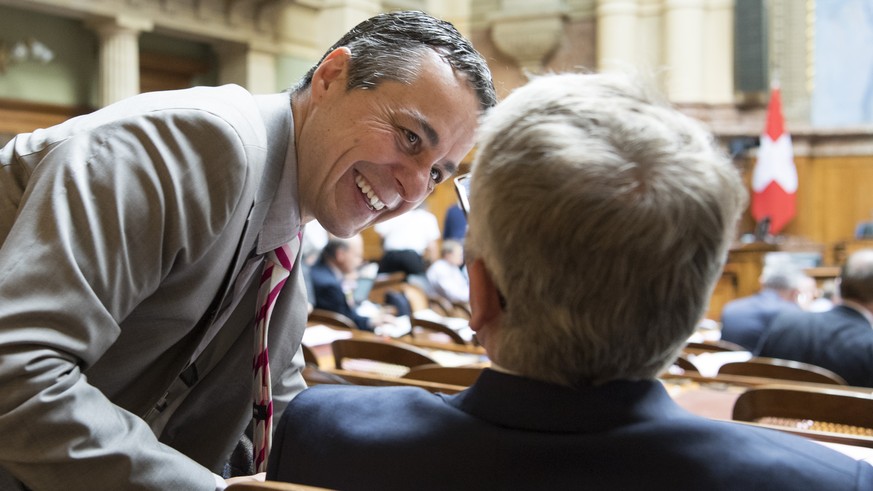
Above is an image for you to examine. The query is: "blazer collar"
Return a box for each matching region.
[836,301,873,328]
[253,92,302,254]
[444,369,689,433]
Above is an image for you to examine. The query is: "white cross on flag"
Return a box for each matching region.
[751,86,797,235]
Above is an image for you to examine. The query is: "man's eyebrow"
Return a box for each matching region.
[412,113,440,147]
[407,111,457,175]
[443,161,458,176]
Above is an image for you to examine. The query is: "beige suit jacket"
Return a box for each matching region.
[0,85,307,490]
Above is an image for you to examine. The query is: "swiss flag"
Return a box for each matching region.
[751,86,797,235]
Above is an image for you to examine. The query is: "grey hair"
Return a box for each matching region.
[466,72,747,388]
[288,10,496,112]
[760,263,806,291]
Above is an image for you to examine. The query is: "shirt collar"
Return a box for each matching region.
[257,97,303,254]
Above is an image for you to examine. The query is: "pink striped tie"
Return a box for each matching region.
[253,233,301,473]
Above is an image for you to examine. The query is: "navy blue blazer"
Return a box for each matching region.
[756,305,873,387]
[267,369,872,490]
[720,289,800,350]
[309,261,372,331]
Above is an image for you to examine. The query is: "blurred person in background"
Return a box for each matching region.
[426,239,469,304]
[719,263,807,350]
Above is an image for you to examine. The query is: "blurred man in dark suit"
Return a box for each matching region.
[756,249,873,387]
[720,263,806,350]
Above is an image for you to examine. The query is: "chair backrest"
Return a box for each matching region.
[449,302,472,320]
[331,338,437,371]
[684,340,746,353]
[368,272,408,305]
[402,363,483,386]
[427,295,454,317]
[226,480,332,490]
[397,282,430,313]
[426,295,472,321]
[732,385,873,432]
[671,354,699,373]
[369,280,430,313]
[301,344,319,368]
[410,317,467,345]
[308,309,356,330]
[309,367,467,394]
[717,357,848,385]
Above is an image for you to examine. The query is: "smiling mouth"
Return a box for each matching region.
[355,174,386,211]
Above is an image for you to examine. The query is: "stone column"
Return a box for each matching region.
[635,0,662,71]
[317,0,382,50]
[663,0,707,102]
[596,0,639,72]
[216,41,280,94]
[426,0,473,38]
[89,16,153,107]
[703,0,735,104]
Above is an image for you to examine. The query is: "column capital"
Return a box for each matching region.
[86,15,154,37]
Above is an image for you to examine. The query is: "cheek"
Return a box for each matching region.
[357,124,404,158]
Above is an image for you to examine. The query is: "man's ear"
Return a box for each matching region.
[468,258,503,332]
[310,47,351,102]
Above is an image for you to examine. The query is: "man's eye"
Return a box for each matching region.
[404,129,420,145]
[430,167,444,183]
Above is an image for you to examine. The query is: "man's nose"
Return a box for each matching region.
[396,158,433,203]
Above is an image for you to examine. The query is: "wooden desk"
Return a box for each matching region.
[662,375,873,456]
[661,371,873,393]
[397,335,486,356]
[302,324,488,374]
[304,366,467,394]
[663,378,744,420]
[804,266,841,286]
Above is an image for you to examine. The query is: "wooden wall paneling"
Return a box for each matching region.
[819,158,854,249]
[726,242,778,299]
[786,155,814,243]
[733,153,873,267]
[805,156,873,263]
[799,154,831,263]
[139,51,211,94]
[0,98,91,137]
[707,264,739,320]
[840,158,873,241]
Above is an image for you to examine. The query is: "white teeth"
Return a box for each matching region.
[355,174,386,211]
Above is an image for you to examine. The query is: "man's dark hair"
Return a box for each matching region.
[839,250,873,302]
[318,238,348,264]
[289,10,496,111]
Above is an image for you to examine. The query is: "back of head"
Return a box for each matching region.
[290,10,496,111]
[838,249,873,303]
[760,263,806,292]
[320,235,362,264]
[466,72,747,387]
